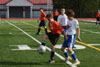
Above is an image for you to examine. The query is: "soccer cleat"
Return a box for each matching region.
[35,33,39,35]
[48,60,55,64]
[73,61,80,66]
[63,57,72,62]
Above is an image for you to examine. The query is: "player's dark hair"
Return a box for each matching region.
[46,14,53,18]
[40,8,43,10]
[67,10,75,17]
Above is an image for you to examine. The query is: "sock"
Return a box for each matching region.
[41,40,46,46]
[50,50,55,60]
[96,22,97,25]
[64,50,69,58]
[45,28,48,34]
[37,28,41,34]
[71,51,77,61]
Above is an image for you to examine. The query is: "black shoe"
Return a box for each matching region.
[35,33,39,35]
[48,59,55,64]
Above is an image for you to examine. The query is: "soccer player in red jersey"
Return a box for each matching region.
[36,8,47,35]
[40,14,68,63]
[53,9,59,21]
[96,10,100,25]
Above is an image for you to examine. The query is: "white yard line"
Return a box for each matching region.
[82,29,100,34]
[6,21,76,67]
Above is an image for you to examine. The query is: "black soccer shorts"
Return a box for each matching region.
[39,20,46,27]
[47,32,60,45]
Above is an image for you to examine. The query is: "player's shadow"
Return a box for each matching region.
[0,61,42,65]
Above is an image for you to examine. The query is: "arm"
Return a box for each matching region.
[62,29,68,40]
[66,25,69,29]
[77,27,81,41]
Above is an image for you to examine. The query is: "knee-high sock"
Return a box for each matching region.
[37,28,41,34]
[50,50,55,60]
[71,51,78,61]
[64,50,69,58]
[41,40,46,46]
[45,28,48,34]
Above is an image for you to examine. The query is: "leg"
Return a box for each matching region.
[61,36,72,61]
[36,26,41,35]
[61,47,69,59]
[50,45,55,60]
[48,33,60,63]
[96,17,99,25]
[36,20,43,35]
[96,21,98,25]
[68,47,78,61]
[41,34,48,46]
[68,47,80,65]
[43,26,48,34]
[49,45,55,63]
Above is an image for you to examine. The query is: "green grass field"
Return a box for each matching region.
[0,20,100,67]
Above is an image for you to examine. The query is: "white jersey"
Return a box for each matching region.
[67,19,79,35]
[57,14,68,26]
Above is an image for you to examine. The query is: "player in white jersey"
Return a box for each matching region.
[61,10,81,66]
[57,8,68,33]
[57,8,72,61]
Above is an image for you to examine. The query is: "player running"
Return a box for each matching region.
[40,14,68,64]
[57,8,72,60]
[61,10,81,66]
[96,9,100,25]
[36,8,47,35]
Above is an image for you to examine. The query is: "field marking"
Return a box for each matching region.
[76,41,100,51]
[55,44,86,50]
[82,29,100,34]
[6,21,76,67]
[19,21,100,52]
[10,45,37,51]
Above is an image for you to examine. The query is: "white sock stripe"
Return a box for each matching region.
[70,35,74,48]
[64,49,67,53]
[71,51,74,55]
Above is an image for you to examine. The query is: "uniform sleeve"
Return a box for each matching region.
[76,20,79,28]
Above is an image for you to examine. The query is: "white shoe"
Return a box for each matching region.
[48,60,55,64]
[63,57,72,62]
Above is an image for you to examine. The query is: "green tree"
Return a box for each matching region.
[53,0,100,17]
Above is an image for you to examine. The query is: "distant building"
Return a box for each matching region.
[0,0,53,18]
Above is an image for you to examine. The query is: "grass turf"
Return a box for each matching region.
[0,20,100,67]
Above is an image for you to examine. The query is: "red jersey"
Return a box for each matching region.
[40,12,46,20]
[96,13,100,17]
[48,21,64,34]
[53,11,59,16]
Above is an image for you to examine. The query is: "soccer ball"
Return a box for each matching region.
[38,45,46,54]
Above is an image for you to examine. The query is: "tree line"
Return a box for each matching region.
[53,0,100,18]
